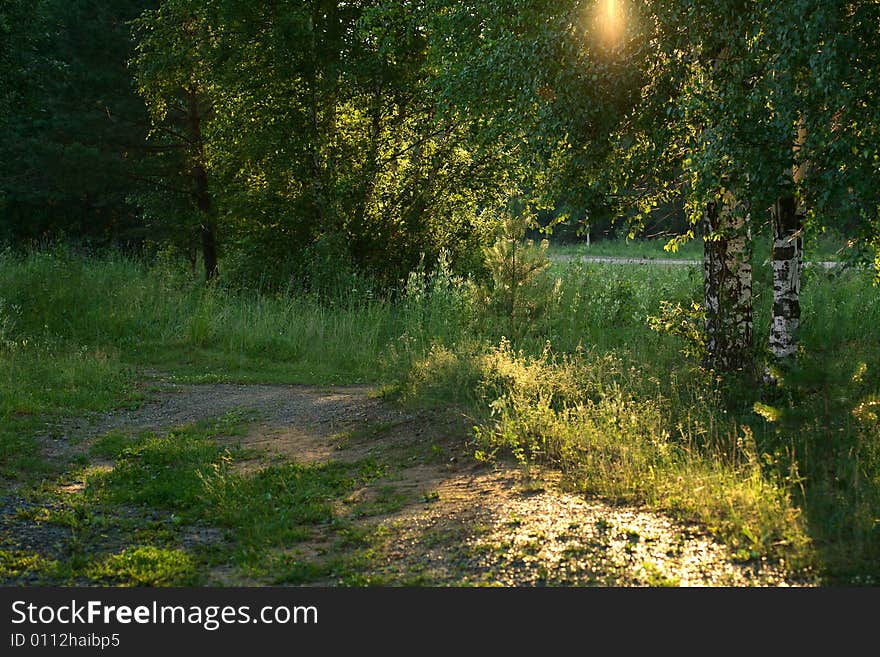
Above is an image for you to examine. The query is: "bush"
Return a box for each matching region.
[475,212,555,339]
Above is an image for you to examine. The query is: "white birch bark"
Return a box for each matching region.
[769,118,807,362]
[770,196,802,359]
[703,191,753,372]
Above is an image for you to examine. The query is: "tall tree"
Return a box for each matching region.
[433,0,879,372]
[617,1,876,371]
[696,1,880,367]
[132,0,219,280]
[768,120,807,362]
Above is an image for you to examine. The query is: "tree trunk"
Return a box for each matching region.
[769,196,803,360]
[186,90,217,283]
[703,193,753,372]
[200,217,218,283]
[768,117,807,363]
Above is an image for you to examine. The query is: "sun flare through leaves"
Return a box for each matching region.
[595,0,625,46]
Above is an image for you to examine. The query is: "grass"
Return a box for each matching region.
[396,253,880,581]
[0,249,450,388]
[406,341,811,565]
[1,245,879,584]
[549,228,856,263]
[87,546,197,587]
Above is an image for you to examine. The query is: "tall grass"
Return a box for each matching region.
[0,248,467,384]
[469,342,807,560]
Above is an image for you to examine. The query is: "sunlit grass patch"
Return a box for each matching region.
[407,340,813,567]
[0,549,56,580]
[89,430,139,460]
[87,546,197,586]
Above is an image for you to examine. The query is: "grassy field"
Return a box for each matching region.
[1,246,878,584]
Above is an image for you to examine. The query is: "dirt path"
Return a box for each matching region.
[11,382,810,587]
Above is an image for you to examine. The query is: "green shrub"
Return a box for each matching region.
[476,213,555,339]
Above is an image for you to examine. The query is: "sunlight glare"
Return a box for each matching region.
[605,0,617,20]
[596,0,624,45]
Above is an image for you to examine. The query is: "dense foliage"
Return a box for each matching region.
[0,0,156,246]
[129,0,524,289]
[3,2,878,291]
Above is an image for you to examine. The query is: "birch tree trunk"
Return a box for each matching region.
[769,118,807,362]
[769,195,802,359]
[703,192,753,372]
